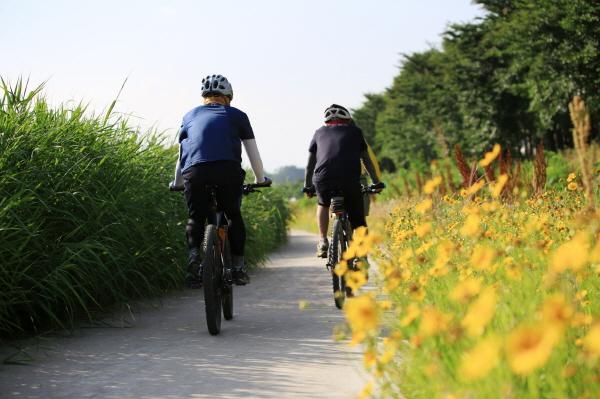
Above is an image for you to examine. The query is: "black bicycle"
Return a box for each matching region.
[202,183,269,335]
[326,185,382,309]
[172,182,268,335]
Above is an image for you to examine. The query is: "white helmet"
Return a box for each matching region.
[201,74,233,99]
[324,104,351,122]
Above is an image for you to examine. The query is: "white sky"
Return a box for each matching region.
[0,0,484,171]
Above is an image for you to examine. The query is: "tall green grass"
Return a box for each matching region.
[0,79,289,336]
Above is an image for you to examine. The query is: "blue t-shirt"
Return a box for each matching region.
[178,104,255,172]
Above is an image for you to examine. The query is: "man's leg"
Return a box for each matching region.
[217,169,248,285]
[345,183,367,230]
[317,204,330,238]
[315,186,332,258]
[183,167,209,285]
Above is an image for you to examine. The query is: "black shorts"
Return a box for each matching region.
[314,180,366,229]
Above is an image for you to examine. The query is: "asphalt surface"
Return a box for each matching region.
[0,231,366,399]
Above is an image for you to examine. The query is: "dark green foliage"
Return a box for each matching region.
[0,79,289,336]
[353,0,599,168]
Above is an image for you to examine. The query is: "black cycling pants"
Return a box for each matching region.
[183,161,246,256]
[314,180,366,229]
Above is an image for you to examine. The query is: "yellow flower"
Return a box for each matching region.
[363,349,377,368]
[408,283,426,301]
[550,232,589,273]
[470,245,496,271]
[541,293,573,330]
[465,179,486,196]
[506,323,560,375]
[419,306,450,338]
[459,336,501,381]
[489,174,509,198]
[423,176,442,194]
[345,270,367,292]
[429,263,449,277]
[571,312,593,328]
[344,294,379,341]
[567,172,576,182]
[449,277,482,303]
[461,287,497,337]
[415,198,433,214]
[567,182,578,191]
[400,303,421,326]
[334,260,348,277]
[461,214,481,237]
[479,144,501,167]
[356,381,374,399]
[582,323,600,357]
[415,222,432,238]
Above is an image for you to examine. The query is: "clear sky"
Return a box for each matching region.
[1,0,484,171]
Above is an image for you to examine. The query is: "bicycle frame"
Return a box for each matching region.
[205,186,232,280]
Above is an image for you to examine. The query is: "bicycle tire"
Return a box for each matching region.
[330,218,348,309]
[343,219,355,298]
[202,224,222,335]
[221,233,233,321]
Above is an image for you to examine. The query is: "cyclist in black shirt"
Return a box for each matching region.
[303,104,384,257]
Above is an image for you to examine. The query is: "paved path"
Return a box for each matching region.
[0,231,366,399]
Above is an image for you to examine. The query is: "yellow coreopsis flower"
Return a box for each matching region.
[400,303,421,327]
[506,323,560,375]
[461,287,498,337]
[334,260,348,277]
[461,213,482,237]
[541,293,573,330]
[345,270,367,292]
[415,222,432,238]
[466,179,486,196]
[363,349,377,368]
[423,176,443,194]
[550,232,589,273]
[449,277,482,303]
[582,323,600,357]
[470,245,496,271]
[356,381,374,399]
[479,144,502,167]
[419,306,450,338]
[459,336,501,381]
[344,294,379,339]
[567,172,576,182]
[408,283,426,301]
[567,182,578,191]
[415,198,433,214]
[490,174,509,198]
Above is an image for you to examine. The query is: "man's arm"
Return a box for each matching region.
[242,139,266,183]
[360,144,382,184]
[169,145,184,190]
[304,151,316,188]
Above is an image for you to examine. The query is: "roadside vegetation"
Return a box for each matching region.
[0,80,289,337]
[335,97,599,398]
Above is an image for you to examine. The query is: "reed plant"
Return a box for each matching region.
[0,79,289,336]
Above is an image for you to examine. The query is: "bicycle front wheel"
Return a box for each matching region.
[221,233,233,321]
[202,224,222,335]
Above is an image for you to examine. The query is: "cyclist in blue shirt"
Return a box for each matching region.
[170,75,270,286]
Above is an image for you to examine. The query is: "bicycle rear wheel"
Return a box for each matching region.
[202,225,222,335]
[330,218,348,309]
[221,233,233,321]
